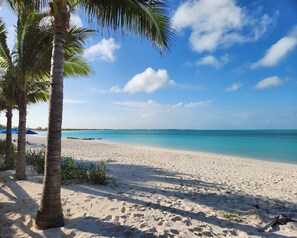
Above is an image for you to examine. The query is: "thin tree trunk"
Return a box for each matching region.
[15,89,27,180]
[35,2,69,229]
[4,108,13,169]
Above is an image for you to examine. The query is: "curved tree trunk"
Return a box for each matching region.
[15,89,27,180]
[4,108,13,169]
[35,2,69,230]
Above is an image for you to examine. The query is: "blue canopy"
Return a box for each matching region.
[0,128,18,134]
[25,129,38,135]
[0,129,38,135]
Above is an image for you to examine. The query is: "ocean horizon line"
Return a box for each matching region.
[33,128,297,131]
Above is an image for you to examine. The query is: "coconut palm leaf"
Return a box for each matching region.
[13,12,52,85]
[27,90,49,104]
[1,0,41,11]
[77,0,174,51]
[0,19,13,72]
[64,55,91,77]
[65,28,94,55]
[6,0,173,51]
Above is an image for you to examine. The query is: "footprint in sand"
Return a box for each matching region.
[170,229,180,235]
[171,216,182,222]
[133,213,144,219]
[139,222,148,228]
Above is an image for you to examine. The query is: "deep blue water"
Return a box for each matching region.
[39,130,297,164]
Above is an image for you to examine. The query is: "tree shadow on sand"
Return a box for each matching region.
[1,162,296,237]
[0,176,43,237]
[64,162,297,238]
[66,216,162,238]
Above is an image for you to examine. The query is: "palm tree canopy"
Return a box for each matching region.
[5,0,174,52]
[0,12,92,86]
[0,13,92,110]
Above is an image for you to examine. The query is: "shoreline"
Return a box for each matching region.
[1,136,297,237]
[98,139,297,166]
[32,135,297,165]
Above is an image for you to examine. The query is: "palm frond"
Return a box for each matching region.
[27,89,49,104]
[0,74,18,109]
[65,28,95,56]
[2,0,42,11]
[79,0,174,51]
[26,77,50,104]
[0,18,13,72]
[64,55,91,77]
[13,12,52,84]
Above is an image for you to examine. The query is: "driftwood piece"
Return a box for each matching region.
[258,214,296,232]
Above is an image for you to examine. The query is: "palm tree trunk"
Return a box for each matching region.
[4,108,13,169]
[35,2,69,230]
[15,89,27,180]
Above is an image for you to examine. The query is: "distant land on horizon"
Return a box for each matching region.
[32,128,297,131]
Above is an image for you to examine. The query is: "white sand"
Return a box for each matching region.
[0,136,297,237]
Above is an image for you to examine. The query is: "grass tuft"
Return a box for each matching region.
[26,148,110,185]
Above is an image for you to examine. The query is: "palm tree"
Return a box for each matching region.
[0,76,17,169]
[35,0,173,230]
[0,19,17,169]
[2,0,173,230]
[13,12,52,179]
[0,12,91,178]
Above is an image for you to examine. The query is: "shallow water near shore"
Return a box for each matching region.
[38,129,297,163]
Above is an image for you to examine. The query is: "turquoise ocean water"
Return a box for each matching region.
[39,130,297,164]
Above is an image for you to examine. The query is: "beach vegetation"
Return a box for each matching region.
[26,148,46,174]
[61,158,109,185]
[221,212,242,222]
[26,148,110,185]
[0,140,17,170]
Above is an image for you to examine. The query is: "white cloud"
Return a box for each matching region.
[252,26,297,68]
[114,99,212,110]
[172,0,273,52]
[64,99,89,104]
[41,15,83,29]
[84,38,120,62]
[196,54,230,68]
[254,76,282,90]
[184,101,212,108]
[70,15,83,28]
[109,85,121,93]
[120,68,174,93]
[226,82,242,92]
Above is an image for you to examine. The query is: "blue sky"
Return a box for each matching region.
[0,0,297,129]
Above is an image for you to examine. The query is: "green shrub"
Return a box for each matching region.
[26,148,46,174]
[89,161,108,185]
[26,149,110,185]
[61,156,76,180]
[74,160,89,181]
[0,140,17,171]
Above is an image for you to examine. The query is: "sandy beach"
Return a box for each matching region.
[0,136,297,237]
